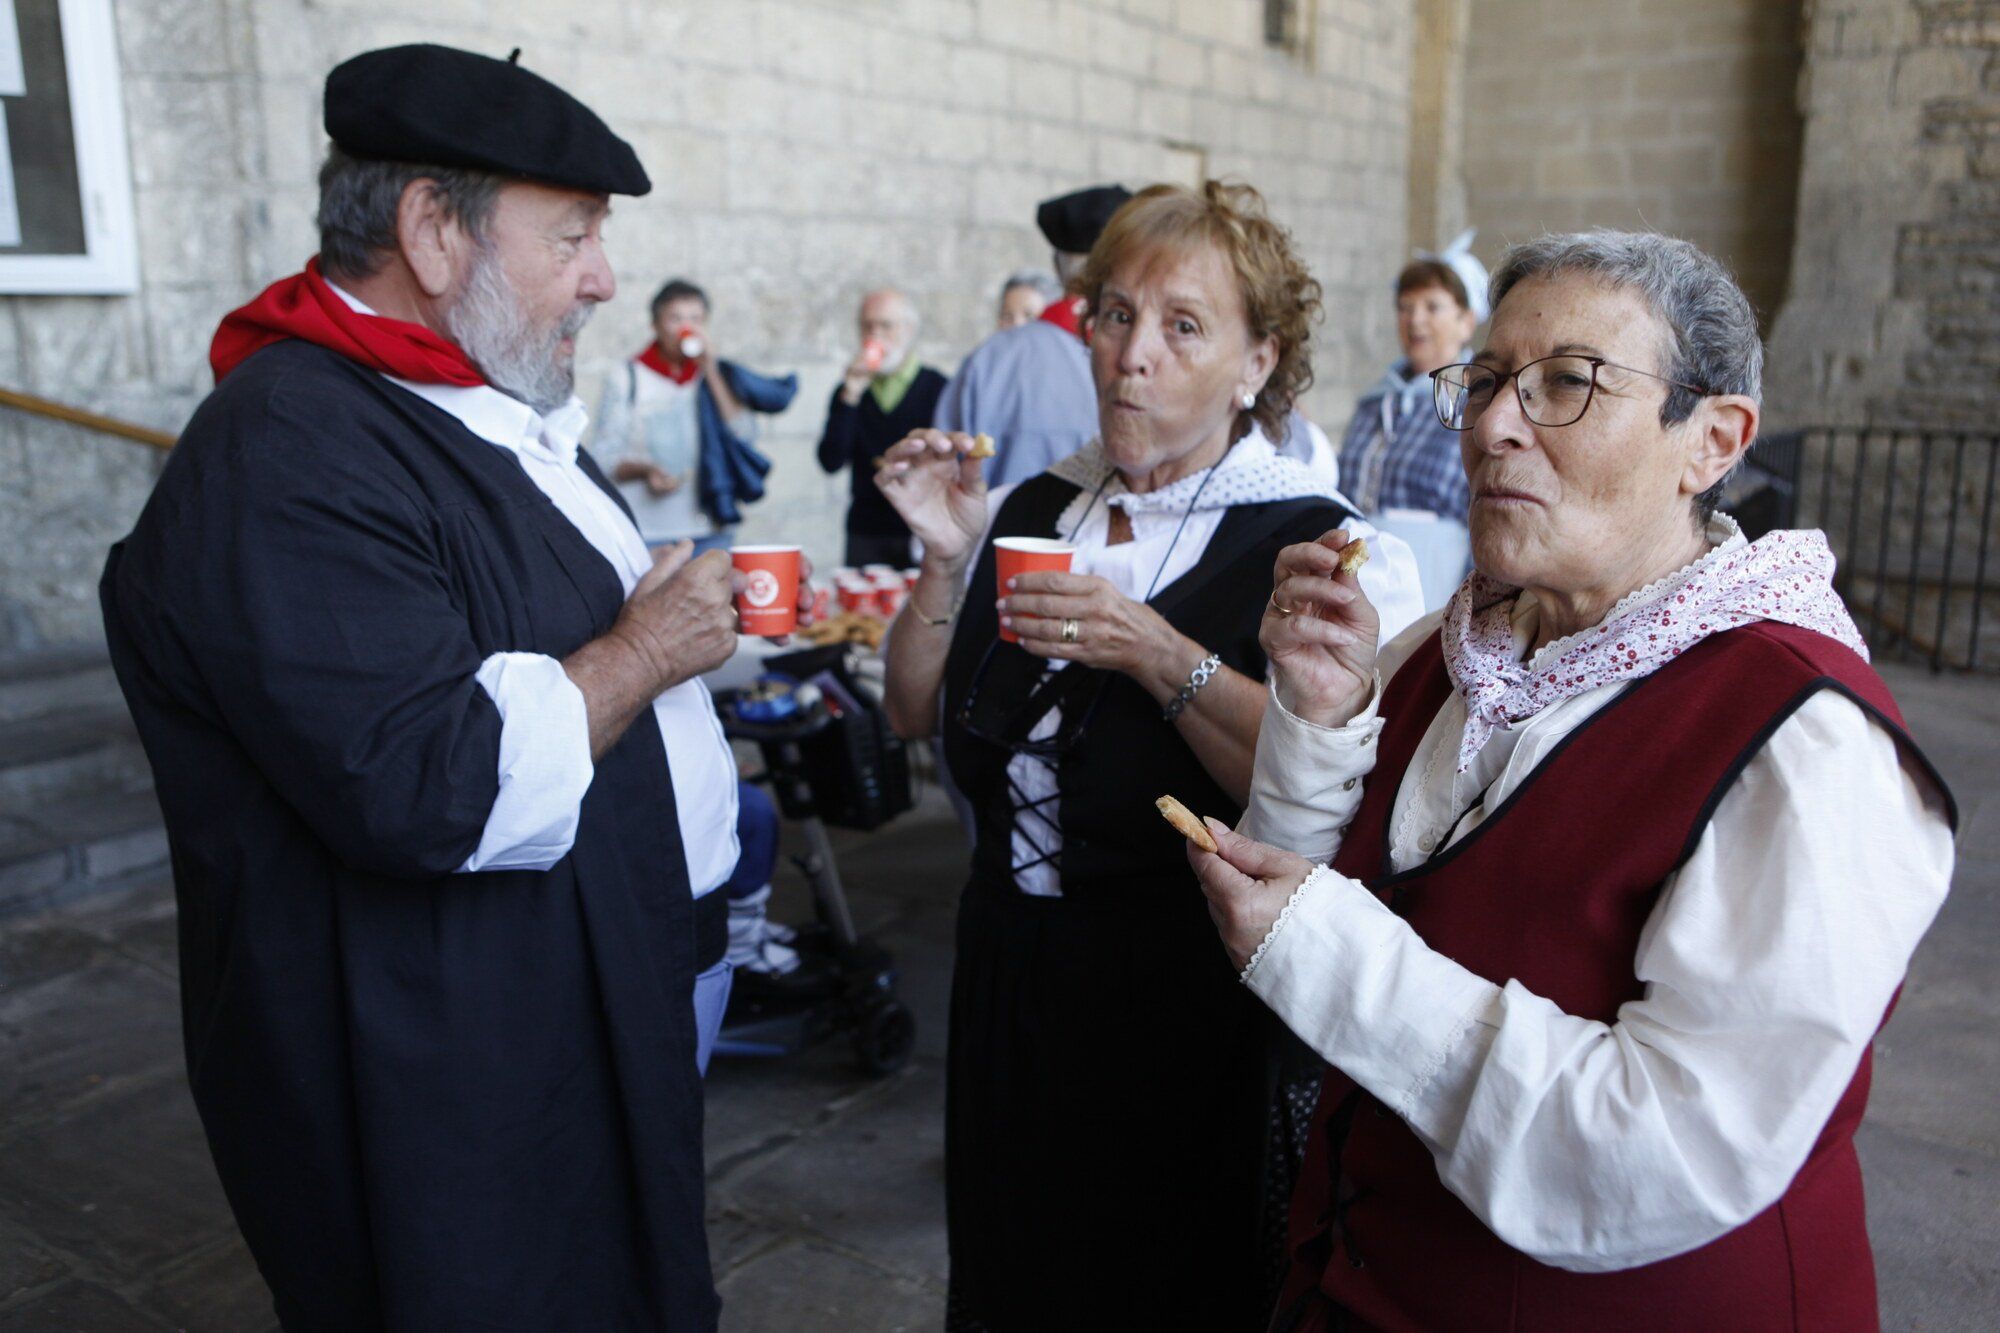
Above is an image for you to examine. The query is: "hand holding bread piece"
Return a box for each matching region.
[1156,794,1218,853]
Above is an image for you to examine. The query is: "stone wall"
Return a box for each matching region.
[1456,0,1806,327]
[1406,0,1470,253]
[1766,0,1999,430]
[0,0,1414,649]
[1767,0,2000,670]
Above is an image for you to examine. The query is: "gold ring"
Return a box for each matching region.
[1267,597,1299,618]
[1061,617,1080,644]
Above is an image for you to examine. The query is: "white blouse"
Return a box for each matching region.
[1237,595,1955,1272]
[968,433,1427,896]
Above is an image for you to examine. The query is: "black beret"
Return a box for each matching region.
[325,44,650,196]
[1036,185,1133,254]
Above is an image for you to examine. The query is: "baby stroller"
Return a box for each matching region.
[712,644,918,1077]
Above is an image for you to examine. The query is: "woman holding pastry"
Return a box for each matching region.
[875,182,1423,1330]
[1187,231,1956,1332]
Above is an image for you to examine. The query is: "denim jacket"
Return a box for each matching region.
[696,361,799,527]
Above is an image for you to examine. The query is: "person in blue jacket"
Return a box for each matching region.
[599,279,800,554]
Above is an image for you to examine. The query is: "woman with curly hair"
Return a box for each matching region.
[874,181,1424,1329]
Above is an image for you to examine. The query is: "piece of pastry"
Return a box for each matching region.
[1336,536,1369,576]
[968,433,996,459]
[1155,794,1217,852]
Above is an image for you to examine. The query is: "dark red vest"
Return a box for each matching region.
[1277,622,1953,1332]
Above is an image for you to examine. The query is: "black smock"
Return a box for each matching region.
[938,473,1352,1331]
[813,365,949,544]
[99,341,718,1332]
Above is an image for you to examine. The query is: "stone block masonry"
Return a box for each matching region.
[0,0,1415,648]
[1767,0,1998,432]
[1456,0,1807,328]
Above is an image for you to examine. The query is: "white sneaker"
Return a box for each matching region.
[726,884,801,976]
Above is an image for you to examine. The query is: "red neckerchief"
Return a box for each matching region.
[636,341,701,386]
[208,256,484,386]
[1038,295,1086,339]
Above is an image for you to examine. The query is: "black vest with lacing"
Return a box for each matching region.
[939,471,1352,897]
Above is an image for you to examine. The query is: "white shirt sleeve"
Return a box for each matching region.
[1237,611,1440,862]
[1242,689,1954,1272]
[1350,523,1428,647]
[456,651,595,873]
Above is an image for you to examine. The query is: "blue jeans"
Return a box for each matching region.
[691,955,733,1076]
[692,783,780,1076]
[725,781,779,900]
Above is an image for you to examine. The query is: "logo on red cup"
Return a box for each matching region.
[744,569,781,608]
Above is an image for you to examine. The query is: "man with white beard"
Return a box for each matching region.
[99,45,774,1331]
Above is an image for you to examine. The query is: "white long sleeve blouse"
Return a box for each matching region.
[1237,594,1955,1273]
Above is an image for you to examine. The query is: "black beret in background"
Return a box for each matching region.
[1036,184,1133,254]
[324,43,651,197]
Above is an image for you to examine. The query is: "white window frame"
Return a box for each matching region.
[0,0,138,294]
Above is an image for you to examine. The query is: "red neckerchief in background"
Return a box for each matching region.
[636,341,702,386]
[1038,295,1087,340]
[209,256,484,386]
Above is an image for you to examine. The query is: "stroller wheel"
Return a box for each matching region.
[853,998,916,1077]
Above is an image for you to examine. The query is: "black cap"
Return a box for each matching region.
[325,44,650,196]
[1036,185,1132,254]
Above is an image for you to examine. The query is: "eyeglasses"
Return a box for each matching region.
[1429,355,1708,431]
[955,639,1111,760]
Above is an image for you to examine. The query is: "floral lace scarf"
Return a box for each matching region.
[1439,521,1867,772]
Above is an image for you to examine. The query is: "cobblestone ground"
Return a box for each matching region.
[1,662,1995,1331]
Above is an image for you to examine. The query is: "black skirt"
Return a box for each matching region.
[944,873,1320,1331]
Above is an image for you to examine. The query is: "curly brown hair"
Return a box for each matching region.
[1073,180,1322,444]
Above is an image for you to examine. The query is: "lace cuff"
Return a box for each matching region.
[1239,864,1334,983]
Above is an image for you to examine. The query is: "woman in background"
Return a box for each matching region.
[1336,231,1487,609]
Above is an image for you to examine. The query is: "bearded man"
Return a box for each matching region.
[98,45,771,1331]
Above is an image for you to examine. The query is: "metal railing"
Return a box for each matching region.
[1738,426,1999,673]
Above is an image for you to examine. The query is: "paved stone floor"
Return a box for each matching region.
[0,661,1995,1330]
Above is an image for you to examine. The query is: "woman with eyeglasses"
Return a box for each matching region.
[873,182,1424,1330]
[1334,231,1489,610]
[1186,231,1955,1332]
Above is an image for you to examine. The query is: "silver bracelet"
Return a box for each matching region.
[1162,652,1222,721]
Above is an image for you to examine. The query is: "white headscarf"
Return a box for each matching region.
[1410,228,1491,323]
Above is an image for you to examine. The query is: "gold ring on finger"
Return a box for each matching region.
[1267,596,1299,618]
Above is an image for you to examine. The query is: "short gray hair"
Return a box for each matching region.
[315,145,505,282]
[1489,230,1762,522]
[1000,269,1063,305]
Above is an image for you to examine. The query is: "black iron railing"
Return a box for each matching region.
[1736,426,1999,673]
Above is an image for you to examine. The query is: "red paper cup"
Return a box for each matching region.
[809,587,832,624]
[871,574,906,618]
[732,544,800,636]
[836,579,871,613]
[993,537,1075,644]
[902,567,920,591]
